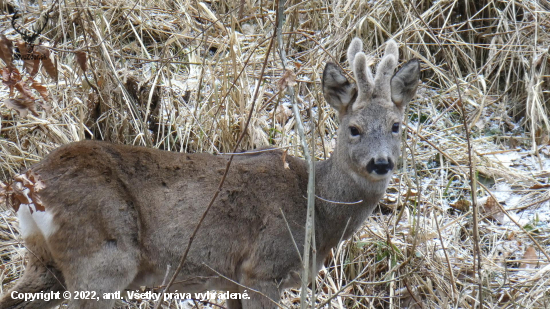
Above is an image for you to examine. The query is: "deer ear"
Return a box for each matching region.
[391,59,420,109]
[322,62,357,117]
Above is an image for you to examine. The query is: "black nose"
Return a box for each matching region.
[366,158,394,175]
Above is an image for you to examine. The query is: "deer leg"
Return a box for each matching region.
[0,255,65,309]
[226,298,243,309]
[239,279,280,309]
[63,247,138,309]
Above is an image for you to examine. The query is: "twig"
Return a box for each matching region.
[404,278,424,309]
[275,0,316,308]
[280,208,303,264]
[314,195,363,205]
[434,210,458,297]
[160,264,171,288]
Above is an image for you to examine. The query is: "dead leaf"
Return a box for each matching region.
[4,97,38,117]
[29,79,52,114]
[16,40,40,76]
[33,179,46,192]
[508,136,519,149]
[3,74,50,116]
[481,196,504,223]
[9,182,29,211]
[535,127,549,146]
[282,149,289,169]
[450,199,470,212]
[33,46,57,80]
[406,188,418,198]
[278,69,297,91]
[15,80,37,101]
[272,104,292,124]
[17,171,46,211]
[530,183,550,189]
[97,76,105,88]
[29,78,50,102]
[2,67,22,96]
[14,173,33,186]
[520,247,538,269]
[0,35,13,68]
[75,51,87,73]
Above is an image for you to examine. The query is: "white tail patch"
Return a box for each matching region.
[16,201,57,240]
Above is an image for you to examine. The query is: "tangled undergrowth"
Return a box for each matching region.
[0,0,549,308]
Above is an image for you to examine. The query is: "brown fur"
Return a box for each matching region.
[0,38,420,309]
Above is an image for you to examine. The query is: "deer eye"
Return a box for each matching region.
[349,126,360,136]
[392,123,400,133]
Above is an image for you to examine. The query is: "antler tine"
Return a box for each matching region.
[347,38,363,69]
[352,52,373,111]
[374,40,398,99]
[384,39,399,60]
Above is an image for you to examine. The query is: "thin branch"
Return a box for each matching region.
[275,0,317,308]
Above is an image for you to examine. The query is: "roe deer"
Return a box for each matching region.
[0,38,419,309]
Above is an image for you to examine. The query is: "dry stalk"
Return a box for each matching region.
[275,0,317,308]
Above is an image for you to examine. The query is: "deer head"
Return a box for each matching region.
[322,38,420,183]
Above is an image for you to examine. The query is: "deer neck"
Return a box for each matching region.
[314,148,390,252]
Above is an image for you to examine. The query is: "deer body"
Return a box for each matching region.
[0,38,419,309]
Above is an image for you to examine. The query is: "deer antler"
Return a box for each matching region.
[347,37,363,69]
[346,38,400,110]
[347,38,373,110]
[374,40,398,100]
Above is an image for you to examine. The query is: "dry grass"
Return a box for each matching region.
[1,0,550,308]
